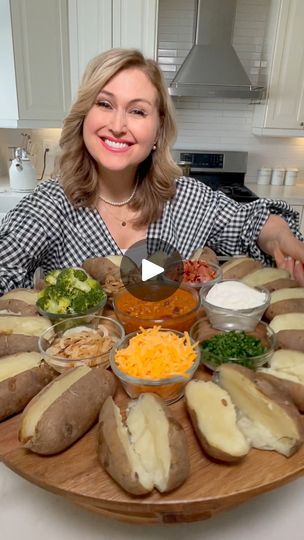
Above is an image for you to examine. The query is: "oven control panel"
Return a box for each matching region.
[180,152,224,169]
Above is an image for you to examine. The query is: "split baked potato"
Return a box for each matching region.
[98,393,190,495]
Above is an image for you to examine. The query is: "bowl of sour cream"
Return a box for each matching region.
[199,279,270,331]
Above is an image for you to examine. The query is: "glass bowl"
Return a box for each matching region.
[36,295,107,323]
[109,328,200,404]
[199,279,270,331]
[190,317,276,371]
[163,259,222,290]
[113,282,202,333]
[38,315,125,372]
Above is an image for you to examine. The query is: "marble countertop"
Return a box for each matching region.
[250,181,304,205]
[1,462,304,540]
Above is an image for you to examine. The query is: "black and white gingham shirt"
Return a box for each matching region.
[0,177,301,294]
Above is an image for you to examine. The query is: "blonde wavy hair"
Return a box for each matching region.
[56,48,181,226]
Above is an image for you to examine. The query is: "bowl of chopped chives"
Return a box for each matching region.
[109,326,200,404]
[190,318,276,371]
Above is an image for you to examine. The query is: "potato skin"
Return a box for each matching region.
[0,299,37,316]
[0,363,57,422]
[155,395,190,493]
[276,330,304,352]
[222,258,263,280]
[257,371,304,413]
[264,278,298,292]
[82,257,121,283]
[0,334,40,357]
[19,367,116,455]
[98,396,151,495]
[265,299,304,321]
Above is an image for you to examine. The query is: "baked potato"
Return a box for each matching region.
[221,257,263,280]
[269,313,304,352]
[0,289,39,315]
[0,315,52,337]
[242,267,291,289]
[98,393,190,495]
[0,334,42,357]
[268,349,304,382]
[258,367,304,413]
[218,363,304,457]
[0,352,57,421]
[185,379,250,462]
[264,288,304,321]
[19,365,116,455]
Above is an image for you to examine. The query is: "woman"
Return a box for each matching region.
[0,48,304,294]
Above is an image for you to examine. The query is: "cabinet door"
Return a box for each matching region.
[10,0,71,121]
[68,0,112,99]
[112,0,158,59]
[265,0,304,130]
[0,0,18,122]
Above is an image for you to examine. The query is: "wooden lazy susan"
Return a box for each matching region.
[1,366,304,524]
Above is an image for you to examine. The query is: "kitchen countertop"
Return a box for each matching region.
[1,462,304,540]
[249,181,304,205]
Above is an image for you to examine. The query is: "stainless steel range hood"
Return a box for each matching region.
[169,0,264,99]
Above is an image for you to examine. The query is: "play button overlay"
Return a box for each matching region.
[120,239,183,301]
[142,259,164,281]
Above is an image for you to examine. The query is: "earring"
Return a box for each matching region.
[152,142,157,151]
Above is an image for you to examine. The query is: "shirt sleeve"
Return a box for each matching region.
[172,179,303,263]
[0,186,58,294]
[205,192,303,264]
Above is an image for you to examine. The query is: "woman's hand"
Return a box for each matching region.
[257,215,304,285]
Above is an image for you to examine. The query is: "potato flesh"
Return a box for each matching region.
[222,257,250,271]
[242,268,289,287]
[2,290,38,305]
[0,316,52,336]
[270,349,304,382]
[270,313,304,333]
[22,365,91,438]
[258,367,301,384]
[127,395,170,492]
[186,381,249,457]
[270,288,304,304]
[110,395,170,492]
[0,352,43,381]
[219,368,300,456]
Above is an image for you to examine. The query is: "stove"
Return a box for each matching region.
[173,150,258,203]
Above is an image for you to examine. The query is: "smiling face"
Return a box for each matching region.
[83,68,160,178]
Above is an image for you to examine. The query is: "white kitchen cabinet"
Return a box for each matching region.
[253,0,304,137]
[68,0,158,98]
[0,0,71,128]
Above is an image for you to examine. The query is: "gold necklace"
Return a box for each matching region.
[101,203,131,227]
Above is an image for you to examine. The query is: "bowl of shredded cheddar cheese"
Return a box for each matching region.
[109,326,200,404]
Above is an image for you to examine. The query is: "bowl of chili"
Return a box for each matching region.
[110,326,200,404]
[113,282,202,333]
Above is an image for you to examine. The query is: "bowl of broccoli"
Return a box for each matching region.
[36,267,107,321]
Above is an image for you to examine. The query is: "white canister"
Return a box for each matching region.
[271,168,285,186]
[284,168,299,186]
[257,167,272,185]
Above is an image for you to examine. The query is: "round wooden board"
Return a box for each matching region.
[1,366,304,524]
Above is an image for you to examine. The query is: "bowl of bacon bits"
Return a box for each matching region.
[110,326,200,404]
[163,259,222,290]
[39,315,125,372]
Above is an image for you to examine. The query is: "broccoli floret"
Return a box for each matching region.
[56,268,91,293]
[44,269,61,285]
[36,268,106,315]
[37,286,71,314]
[69,290,90,314]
